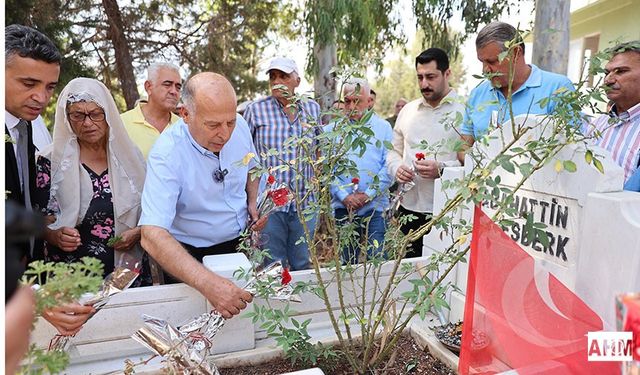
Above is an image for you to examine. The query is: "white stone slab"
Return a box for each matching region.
[281,368,325,375]
[203,252,252,284]
[30,283,206,366]
[575,191,640,329]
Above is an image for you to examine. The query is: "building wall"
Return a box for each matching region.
[567,0,640,90]
[571,0,640,48]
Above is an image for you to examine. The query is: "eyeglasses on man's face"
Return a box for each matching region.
[68,110,106,123]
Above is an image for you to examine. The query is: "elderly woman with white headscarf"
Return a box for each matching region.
[32,78,151,334]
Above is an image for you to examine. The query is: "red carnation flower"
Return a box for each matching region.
[351,177,360,184]
[415,152,425,160]
[267,175,276,185]
[269,187,290,206]
[281,267,292,285]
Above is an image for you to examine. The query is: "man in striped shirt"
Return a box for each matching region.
[244,57,322,270]
[588,41,640,191]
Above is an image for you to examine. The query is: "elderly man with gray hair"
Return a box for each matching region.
[121,62,182,159]
[460,21,574,162]
[326,78,393,264]
[140,72,266,317]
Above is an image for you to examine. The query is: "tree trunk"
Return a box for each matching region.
[532,0,570,75]
[313,41,337,112]
[102,0,139,110]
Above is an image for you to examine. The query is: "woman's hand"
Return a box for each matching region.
[45,226,81,252]
[113,227,141,251]
[42,303,95,336]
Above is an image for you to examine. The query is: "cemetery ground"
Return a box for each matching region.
[223,334,455,375]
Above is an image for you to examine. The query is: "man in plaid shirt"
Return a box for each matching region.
[244,57,322,270]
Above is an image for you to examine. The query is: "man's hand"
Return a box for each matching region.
[395,165,415,183]
[42,303,95,336]
[204,273,254,319]
[248,203,268,232]
[414,159,442,179]
[141,226,254,319]
[343,193,367,211]
[113,227,141,251]
[46,227,81,252]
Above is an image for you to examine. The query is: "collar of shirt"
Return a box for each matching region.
[490,64,542,97]
[5,110,21,130]
[418,89,459,110]
[131,102,180,127]
[609,102,640,125]
[184,122,218,158]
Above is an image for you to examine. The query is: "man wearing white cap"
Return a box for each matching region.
[244,57,322,270]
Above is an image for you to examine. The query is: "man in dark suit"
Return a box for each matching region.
[5,25,61,262]
[5,24,95,340]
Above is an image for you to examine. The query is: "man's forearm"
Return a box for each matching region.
[246,170,260,205]
[458,135,475,165]
[141,225,210,290]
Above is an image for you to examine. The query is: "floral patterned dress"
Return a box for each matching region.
[33,156,152,286]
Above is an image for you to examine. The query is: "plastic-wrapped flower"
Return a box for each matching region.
[351,177,360,193]
[268,187,291,207]
[415,152,425,160]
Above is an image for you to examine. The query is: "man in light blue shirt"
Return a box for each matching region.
[460,22,574,161]
[140,73,266,319]
[326,78,393,264]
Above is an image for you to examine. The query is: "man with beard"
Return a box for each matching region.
[386,48,464,258]
[587,41,640,191]
[121,62,182,159]
[460,22,574,162]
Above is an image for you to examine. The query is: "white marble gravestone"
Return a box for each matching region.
[423,114,639,330]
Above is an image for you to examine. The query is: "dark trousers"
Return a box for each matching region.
[398,206,432,258]
[164,237,240,284]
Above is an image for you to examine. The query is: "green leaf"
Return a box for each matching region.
[593,158,605,174]
[585,150,593,164]
[501,159,515,173]
[563,160,577,172]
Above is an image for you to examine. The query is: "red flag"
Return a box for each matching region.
[459,206,619,374]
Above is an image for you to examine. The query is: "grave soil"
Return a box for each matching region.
[222,335,456,375]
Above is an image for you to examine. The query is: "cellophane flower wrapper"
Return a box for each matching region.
[131,314,220,375]
[351,177,360,193]
[131,262,299,373]
[386,154,425,221]
[242,182,294,253]
[47,253,141,352]
[256,182,294,219]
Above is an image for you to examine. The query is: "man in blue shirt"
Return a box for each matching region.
[140,73,266,319]
[460,22,574,162]
[243,57,322,270]
[327,78,393,264]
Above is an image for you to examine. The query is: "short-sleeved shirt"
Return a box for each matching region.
[462,64,575,139]
[588,102,640,182]
[325,114,393,215]
[244,96,322,211]
[139,115,257,248]
[121,102,181,159]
